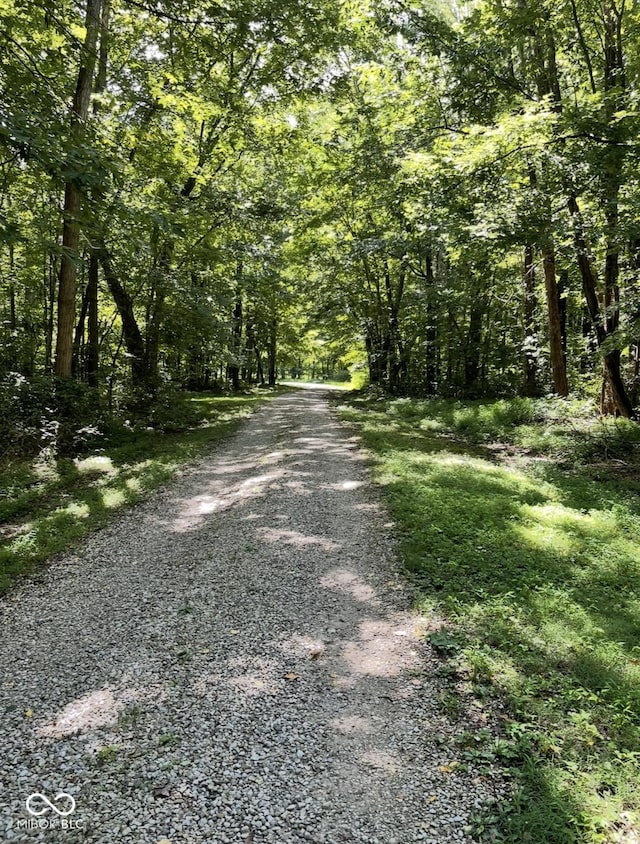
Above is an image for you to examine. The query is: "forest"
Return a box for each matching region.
[2,0,640,440]
[2,3,640,842]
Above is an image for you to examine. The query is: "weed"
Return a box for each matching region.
[117,704,143,728]
[429,629,462,655]
[437,691,464,718]
[95,745,120,765]
[158,733,181,747]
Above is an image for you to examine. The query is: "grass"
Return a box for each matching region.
[336,393,640,844]
[0,391,271,594]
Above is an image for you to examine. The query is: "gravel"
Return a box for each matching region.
[0,389,505,843]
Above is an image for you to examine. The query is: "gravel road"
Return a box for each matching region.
[0,389,503,843]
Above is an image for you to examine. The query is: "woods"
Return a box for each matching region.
[2,4,640,842]
[1,0,640,440]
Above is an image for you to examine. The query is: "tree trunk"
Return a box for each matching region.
[558,268,568,362]
[246,322,264,385]
[365,327,386,385]
[255,348,265,386]
[86,253,99,386]
[5,246,17,371]
[83,0,109,390]
[365,334,377,385]
[44,249,56,375]
[527,156,568,396]
[55,182,84,377]
[72,280,90,377]
[8,246,16,332]
[603,350,634,417]
[54,0,102,377]
[567,195,634,417]
[227,266,243,391]
[96,242,148,385]
[527,22,570,397]
[629,238,640,405]
[464,304,483,393]
[522,243,538,396]
[424,249,438,394]
[542,246,569,396]
[567,196,604,342]
[631,345,640,407]
[143,240,172,392]
[384,258,405,392]
[565,3,633,417]
[268,318,277,387]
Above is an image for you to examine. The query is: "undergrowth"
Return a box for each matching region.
[337,393,640,844]
[0,390,270,593]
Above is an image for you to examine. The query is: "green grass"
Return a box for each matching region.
[337,393,640,844]
[0,391,270,594]
[280,374,367,390]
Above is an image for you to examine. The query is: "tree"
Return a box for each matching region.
[54,0,102,378]
[0,0,638,419]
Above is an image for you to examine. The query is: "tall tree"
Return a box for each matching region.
[54,0,102,378]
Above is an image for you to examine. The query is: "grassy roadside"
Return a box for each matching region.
[0,390,273,594]
[336,393,640,844]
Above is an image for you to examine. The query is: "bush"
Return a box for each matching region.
[568,417,640,463]
[143,388,204,432]
[451,398,537,440]
[0,374,102,457]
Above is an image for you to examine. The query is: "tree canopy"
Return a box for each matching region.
[1,0,640,419]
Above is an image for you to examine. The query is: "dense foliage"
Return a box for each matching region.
[2,2,640,839]
[2,0,640,434]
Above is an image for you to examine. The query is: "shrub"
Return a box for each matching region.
[0,374,102,457]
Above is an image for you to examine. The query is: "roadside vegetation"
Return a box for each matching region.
[337,391,640,844]
[0,390,270,594]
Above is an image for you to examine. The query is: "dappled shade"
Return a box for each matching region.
[343,394,640,843]
[0,391,501,842]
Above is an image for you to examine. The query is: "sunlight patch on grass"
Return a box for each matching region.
[56,502,90,519]
[8,528,36,554]
[430,452,470,467]
[1,388,275,594]
[101,489,127,509]
[75,455,116,475]
[514,519,576,556]
[337,393,640,844]
[522,502,617,537]
[126,458,153,473]
[32,457,59,482]
[536,602,601,649]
